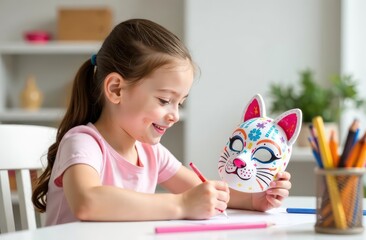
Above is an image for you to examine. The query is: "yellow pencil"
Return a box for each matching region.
[312,116,347,229]
[312,116,334,168]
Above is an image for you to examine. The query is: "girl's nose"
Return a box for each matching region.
[166,106,180,123]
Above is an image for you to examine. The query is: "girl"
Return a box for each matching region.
[32,19,291,226]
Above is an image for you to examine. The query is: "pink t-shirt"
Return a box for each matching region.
[45,123,182,226]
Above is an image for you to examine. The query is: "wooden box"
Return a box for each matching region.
[57,8,112,41]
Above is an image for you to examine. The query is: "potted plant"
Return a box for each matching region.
[268,69,365,146]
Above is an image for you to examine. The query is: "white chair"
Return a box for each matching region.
[0,124,57,234]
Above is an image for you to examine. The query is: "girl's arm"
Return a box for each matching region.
[63,164,229,221]
[228,171,292,211]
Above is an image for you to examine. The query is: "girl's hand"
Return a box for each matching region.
[180,180,230,219]
[251,171,292,212]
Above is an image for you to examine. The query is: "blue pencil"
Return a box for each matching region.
[286,208,366,215]
[308,137,323,168]
[353,128,360,146]
[286,208,316,214]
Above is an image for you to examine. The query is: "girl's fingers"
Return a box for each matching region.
[269,180,292,190]
[276,171,291,180]
[267,187,289,198]
[213,180,230,192]
[266,194,283,208]
[217,189,230,203]
[210,180,230,203]
[216,201,228,213]
[269,176,292,190]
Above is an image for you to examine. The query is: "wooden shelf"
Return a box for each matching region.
[0,41,102,54]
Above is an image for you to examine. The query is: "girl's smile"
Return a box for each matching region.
[152,123,168,135]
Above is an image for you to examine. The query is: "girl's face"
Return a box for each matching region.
[118,59,194,145]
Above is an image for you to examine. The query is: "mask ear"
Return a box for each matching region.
[274,109,302,145]
[242,94,266,122]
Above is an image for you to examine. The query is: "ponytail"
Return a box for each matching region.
[32,59,103,212]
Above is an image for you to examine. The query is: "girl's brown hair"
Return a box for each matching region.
[32,18,194,212]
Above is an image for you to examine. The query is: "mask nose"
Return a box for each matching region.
[233,158,246,168]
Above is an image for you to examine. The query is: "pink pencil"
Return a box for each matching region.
[155,221,274,234]
[189,162,207,182]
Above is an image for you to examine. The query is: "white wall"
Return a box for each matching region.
[184,0,341,179]
[340,0,366,142]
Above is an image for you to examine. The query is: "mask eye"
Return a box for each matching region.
[252,146,281,163]
[229,135,244,153]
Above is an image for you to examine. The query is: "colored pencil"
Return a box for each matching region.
[329,129,339,167]
[155,222,274,234]
[308,137,323,168]
[310,119,366,230]
[309,124,320,151]
[189,162,207,182]
[312,117,334,168]
[345,132,366,168]
[312,116,347,229]
[286,208,316,214]
[353,128,360,146]
[341,176,358,225]
[344,141,362,168]
[339,119,360,167]
[354,132,366,168]
[189,162,228,218]
[286,208,366,215]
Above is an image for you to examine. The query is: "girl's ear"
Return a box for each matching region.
[104,72,125,104]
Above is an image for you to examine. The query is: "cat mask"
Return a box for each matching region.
[218,94,302,192]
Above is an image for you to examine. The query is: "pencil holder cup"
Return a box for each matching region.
[314,167,365,234]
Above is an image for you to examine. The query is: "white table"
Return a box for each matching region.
[1,196,366,240]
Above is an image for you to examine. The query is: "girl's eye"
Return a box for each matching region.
[158,98,170,105]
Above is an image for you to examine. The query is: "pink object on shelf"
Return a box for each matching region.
[24,31,51,43]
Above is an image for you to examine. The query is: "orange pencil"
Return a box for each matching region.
[329,130,339,167]
[354,132,366,168]
[341,176,358,225]
[345,132,366,168]
[344,142,362,168]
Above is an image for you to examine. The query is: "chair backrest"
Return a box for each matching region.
[0,124,57,234]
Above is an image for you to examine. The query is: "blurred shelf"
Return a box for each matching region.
[0,108,65,122]
[0,108,187,122]
[291,147,313,162]
[0,41,101,54]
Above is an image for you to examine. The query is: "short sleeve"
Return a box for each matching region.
[52,133,103,187]
[153,143,182,183]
